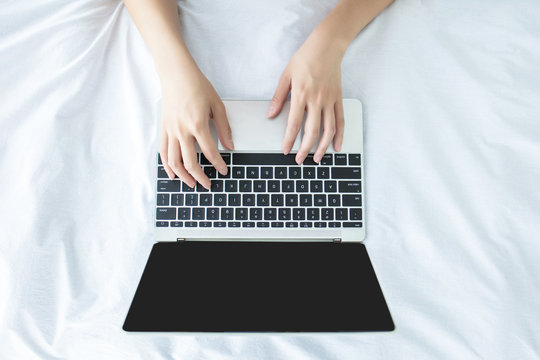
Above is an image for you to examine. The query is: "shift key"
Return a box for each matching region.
[339,181,361,193]
[332,167,361,179]
[343,195,362,206]
[157,180,180,192]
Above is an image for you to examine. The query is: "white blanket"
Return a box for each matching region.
[1,0,539,359]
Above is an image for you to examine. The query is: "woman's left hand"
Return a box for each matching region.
[267,32,346,164]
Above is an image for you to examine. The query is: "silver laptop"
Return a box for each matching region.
[123,99,394,332]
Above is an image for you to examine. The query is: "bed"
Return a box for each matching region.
[1,0,539,358]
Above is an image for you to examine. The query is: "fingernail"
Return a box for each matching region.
[267,104,276,118]
[227,138,235,150]
[218,167,228,176]
[296,155,304,165]
[314,156,321,163]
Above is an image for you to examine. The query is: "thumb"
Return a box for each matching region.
[212,101,234,150]
[267,73,291,118]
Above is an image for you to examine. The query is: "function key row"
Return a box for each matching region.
[158,153,361,166]
[156,221,363,228]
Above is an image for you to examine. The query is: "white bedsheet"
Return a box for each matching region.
[1,0,540,359]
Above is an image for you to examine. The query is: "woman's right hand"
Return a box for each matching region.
[159,66,234,190]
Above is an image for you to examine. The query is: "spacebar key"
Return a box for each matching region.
[233,153,297,165]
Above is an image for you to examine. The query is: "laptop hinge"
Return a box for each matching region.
[333,238,342,243]
[176,238,186,242]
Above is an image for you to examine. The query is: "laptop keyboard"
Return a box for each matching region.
[155,153,362,229]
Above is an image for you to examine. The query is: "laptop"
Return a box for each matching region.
[123,99,394,332]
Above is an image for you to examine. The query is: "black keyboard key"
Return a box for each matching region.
[233,153,296,165]
[185,221,197,227]
[300,222,312,228]
[329,222,341,228]
[261,167,273,179]
[339,181,362,193]
[157,154,162,165]
[328,194,340,207]
[257,194,269,206]
[221,208,234,220]
[332,167,361,179]
[286,222,298,228]
[196,182,209,192]
[343,195,362,206]
[232,167,245,178]
[257,222,270,228]
[200,221,212,227]
[156,221,169,227]
[268,180,280,192]
[200,154,211,165]
[192,208,205,220]
[182,182,194,192]
[158,166,168,178]
[242,222,255,228]
[336,208,348,220]
[343,222,363,228]
[303,167,316,179]
[293,208,305,220]
[210,180,223,192]
[335,154,347,165]
[317,167,330,179]
[307,208,319,220]
[322,208,334,221]
[250,208,262,220]
[200,193,212,206]
[214,221,226,228]
[286,194,298,206]
[300,194,312,206]
[203,166,217,178]
[218,166,231,178]
[228,222,241,228]
[207,207,219,220]
[170,221,182,227]
[279,208,291,220]
[214,194,226,206]
[235,208,248,220]
[314,194,326,206]
[349,154,361,165]
[157,193,170,206]
[254,180,266,192]
[324,180,337,193]
[350,208,363,220]
[246,167,259,178]
[243,194,255,206]
[225,180,238,192]
[178,207,190,220]
[220,153,231,165]
[296,180,309,192]
[275,167,287,179]
[171,194,184,206]
[282,180,294,192]
[228,194,241,206]
[320,154,333,165]
[239,180,252,192]
[156,208,176,220]
[271,222,284,228]
[289,167,302,179]
[271,194,284,206]
[310,180,323,192]
[157,180,180,192]
[304,154,318,165]
[264,208,276,220]
[314,222,327,228]
[185,194,198,206]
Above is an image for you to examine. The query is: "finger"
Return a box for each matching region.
[160,131,176,180]
[267,73,291,118]
[333,100,345,152]
[167,136,196,188]
[180,135,211,189]
[296,104,321,165]
[195,123,228,176]
[314,105,336,163]
[211,101,234,150]
[281,97,305,155]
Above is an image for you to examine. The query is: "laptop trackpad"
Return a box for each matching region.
[123,241,394,332]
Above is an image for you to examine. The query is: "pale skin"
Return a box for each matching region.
[124,0,393,189]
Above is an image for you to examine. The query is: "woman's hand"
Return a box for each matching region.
[267,32,346,165]
[159,66,234,189]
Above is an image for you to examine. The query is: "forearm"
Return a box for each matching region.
[123,0,198,80]
[309,0,394,58]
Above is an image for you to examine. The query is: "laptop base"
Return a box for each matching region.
[123,241,394,332]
